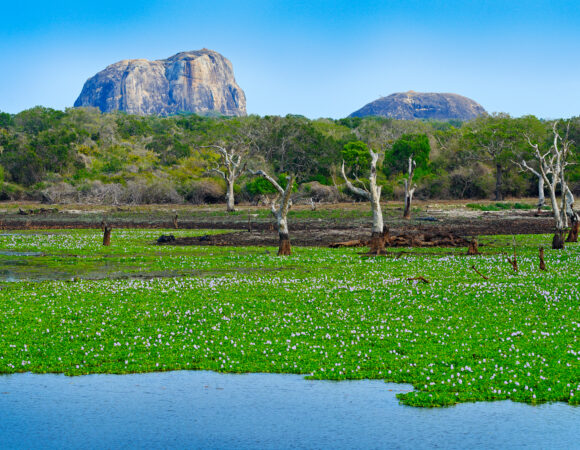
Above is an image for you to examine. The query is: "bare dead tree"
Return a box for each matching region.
[250,170,295,255]
[522,122,575,249]
[202,144,246,212]
[403,155,417,220]
[341,150,385,253]
[514,160,546,214]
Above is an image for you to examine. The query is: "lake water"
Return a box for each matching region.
[1,371,578,449]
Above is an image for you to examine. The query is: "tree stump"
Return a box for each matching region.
[382,226,390,246]
[566,220,579,243]
[369,231,386,255]
[539,247,547,271]
[278,234,292,256]
[467,238,479,255]
[103,225,112,246]
[552,230,565,249]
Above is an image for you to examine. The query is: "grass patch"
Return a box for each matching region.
[0,230,578,407]
[466,202,551,212]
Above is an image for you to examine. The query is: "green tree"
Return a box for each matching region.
[341,141,371,178]
[383,133,431,178]
[462,113,524,201]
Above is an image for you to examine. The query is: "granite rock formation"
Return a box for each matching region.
[74,49,246,116]
[349,91,486,120]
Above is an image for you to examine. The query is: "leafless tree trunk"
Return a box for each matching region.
[403,156,417,220]
[565,186,579,242]
[515,160,546,214]
[341,150,385,253]
[522,122,574,249]
[103,224,112,246]
[250,170,295,255]
[203,145,246,212]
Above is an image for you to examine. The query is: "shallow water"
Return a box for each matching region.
[0,371,577,449]
[0,257,293,282]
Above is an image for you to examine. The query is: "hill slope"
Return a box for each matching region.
[349,91,486,120]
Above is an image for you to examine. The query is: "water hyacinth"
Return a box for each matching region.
[0,229,578,407]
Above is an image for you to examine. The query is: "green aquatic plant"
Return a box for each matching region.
[0,230,578,407]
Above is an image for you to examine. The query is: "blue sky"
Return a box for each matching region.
[1,0,579,118]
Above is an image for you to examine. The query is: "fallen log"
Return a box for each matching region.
[329,239,367,248]
[407,276,430,284]
[471,265,489,280]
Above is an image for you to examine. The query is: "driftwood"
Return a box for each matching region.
[471,265,489,280]
[19,208,58,216]
[407,276,430,284]
[329,230,469,249]
[329,240,366,248]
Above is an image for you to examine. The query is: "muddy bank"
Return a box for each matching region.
[160,216,556,248]
[0,202,557,247]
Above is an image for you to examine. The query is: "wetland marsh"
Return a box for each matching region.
[0,228,578,407]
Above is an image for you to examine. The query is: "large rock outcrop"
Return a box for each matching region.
[349,91,486,120]
[74,49,246,116]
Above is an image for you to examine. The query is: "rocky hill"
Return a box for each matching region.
[74,49,246,116]
[349,91,486,120]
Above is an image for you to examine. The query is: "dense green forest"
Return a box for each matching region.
[0,107,578,205]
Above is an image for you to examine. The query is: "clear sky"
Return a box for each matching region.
[1,0,579,119]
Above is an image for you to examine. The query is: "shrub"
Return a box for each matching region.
[300,181,339,203]
[0,182,28,201]
[122,179,183,204]
[40,182,78,204]
[244,177,278,197]
[181,178,225,204]
[77,180,124,205]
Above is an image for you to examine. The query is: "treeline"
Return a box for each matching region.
[0,106,578,204]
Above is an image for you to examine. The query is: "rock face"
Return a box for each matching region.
[74,49,246,116]
[349,91,486,120]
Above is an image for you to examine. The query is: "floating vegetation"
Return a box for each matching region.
[0,229,578,407]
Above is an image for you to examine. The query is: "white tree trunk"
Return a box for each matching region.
[403,156,416,219]
[250,170,294,255]
[523,122,574,249]
[341,150,385,252]
[537,175,545,210]
[226,177,236,212]
[204,145,245,213]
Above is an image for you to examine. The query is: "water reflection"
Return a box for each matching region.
[0,371,577,449]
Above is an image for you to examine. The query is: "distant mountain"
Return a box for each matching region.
[349,91,486,120]
[74,49,246,116]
